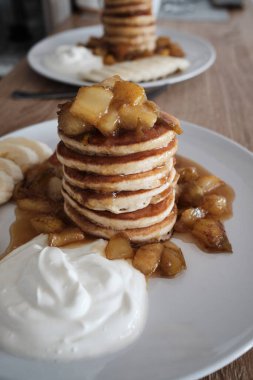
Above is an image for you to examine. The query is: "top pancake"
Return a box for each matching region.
[102,14,154,26]
[104,0,152,5]
[58,113,179,156]
[103,2,152,16]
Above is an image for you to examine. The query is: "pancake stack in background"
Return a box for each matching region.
[85,0,187,79]
[57,77,181,243]
[102,0,156,59]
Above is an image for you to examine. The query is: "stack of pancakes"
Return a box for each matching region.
[102,0,156,56]
[57,113,180,243]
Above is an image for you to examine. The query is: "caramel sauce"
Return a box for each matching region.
[2,208,39,259]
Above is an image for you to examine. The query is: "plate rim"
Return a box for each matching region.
[1,119,253,380]
[27,25,216,89]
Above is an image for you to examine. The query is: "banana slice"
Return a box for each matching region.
[0,171,14,205]
[3,137,53,163]
[0,157,23,184]
[0,143,39,173]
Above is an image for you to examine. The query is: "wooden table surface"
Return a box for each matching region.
[0,2,253,379]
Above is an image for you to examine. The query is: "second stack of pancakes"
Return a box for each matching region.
[102,0,156,57]
[57,85,180,244]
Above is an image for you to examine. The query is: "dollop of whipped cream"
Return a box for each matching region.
[44,45,103,76]
[0,235,147,360]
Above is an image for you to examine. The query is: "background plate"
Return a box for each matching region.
[28,25,216,89]
[1,120,253,380]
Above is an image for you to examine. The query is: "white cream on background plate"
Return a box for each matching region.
[0,120,253,380]
[44,45,102,76]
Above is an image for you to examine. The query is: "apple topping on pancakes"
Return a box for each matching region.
[59,75,161,137]
[57,76,181,251]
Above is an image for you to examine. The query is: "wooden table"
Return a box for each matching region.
[0,2,253,379]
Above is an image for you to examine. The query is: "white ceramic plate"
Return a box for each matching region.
[28,25,216,89]
[1,120,253,380]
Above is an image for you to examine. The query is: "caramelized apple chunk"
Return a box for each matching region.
[58,103,88,136]
[133,243,163,276]
[174,207,206,232]
[163,240,184,255]
[196,175,223,194]
[159,112,183,135]
[47,176,63,201]
[192,218,232,252]
[201,194,227,217]
[178,183,204,207]
[31,215,65,234]
[105,233,134,260]
[16,198,53,213]
[119,102,158,130]
[113,81,146,106]
[160,244,186,277]
[99,75,122,89]
[48,227,85,247]
[178,167,199,183]
[70,86,113,125]
[96,109,119,136]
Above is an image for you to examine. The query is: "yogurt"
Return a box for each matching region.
[0,235,147,360]
[44,45,103,76]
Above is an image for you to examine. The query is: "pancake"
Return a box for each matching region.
[57,138,178,175]
[63,160,174,192]
[103,3,152,16]
[65,202,177,243]
[102,15,154,26]
[62,176,173,214]
[104,24,155,37]
[104,33,155,45]
[59,123,177,156]
[103,4,156,53]
[62,187,175,229]
[107,41,156,54]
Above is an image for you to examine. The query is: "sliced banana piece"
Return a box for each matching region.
[0,157,23,184]
[0,143,39,173]
[0,171,14,205]
[3,137,53,163]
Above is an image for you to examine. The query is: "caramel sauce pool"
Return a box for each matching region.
[2,209,38,259]
[1,155,235,260]
[2,209,95,259]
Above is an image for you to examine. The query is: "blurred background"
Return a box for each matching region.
[0,0,243,78]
